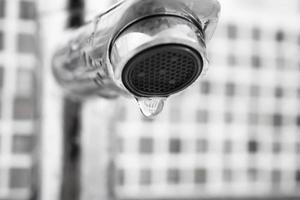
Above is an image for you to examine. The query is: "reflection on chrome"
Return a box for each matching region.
[52,0,220,116]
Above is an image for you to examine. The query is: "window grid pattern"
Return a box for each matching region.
[0,0,38,200]
[113,21,300,198]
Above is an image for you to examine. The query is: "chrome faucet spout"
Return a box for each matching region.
[52,0,220,100]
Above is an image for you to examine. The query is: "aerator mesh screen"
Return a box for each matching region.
[122,44,203,97]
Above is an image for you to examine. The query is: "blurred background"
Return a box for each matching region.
[1,0,300,200]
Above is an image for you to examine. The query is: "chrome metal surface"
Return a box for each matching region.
[110,15,206,82]
[121,44,203,97]
[52,0,220,99]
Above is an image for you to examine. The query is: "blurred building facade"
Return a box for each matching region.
[0,0,39,200]
[110,0,300,199]
[3,0,300,200]
[39,0,300,199]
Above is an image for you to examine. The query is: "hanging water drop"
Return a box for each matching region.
[136,97,166,118]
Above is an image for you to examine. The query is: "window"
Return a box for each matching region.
[196,139,208,153]
[196,109,209,123]
[167,168,180,184]
[274,87,283,98]
[140,169,151,185]
[224,111,233,124]
[272,141,281,154]
[17,33,36,53]
[249,85,260,97]
[0,0,4,18]
[296,115,300,127]
[223,168,233,182]
[67,0,84,27]
[271,169,281,186]
[200,81,211,95]
[225,82,236,97]
[247,168,258,182]
[169,138,181,154]
[116,169,125,186]
[251,55,261,68]
[9,168,31,189]
[227,24,237,39]
[223,140,233,154]
[276,57,285,68]
[16,68,34,96]
[194,168,207,184]
[248,140,258,154]
[273,113,283,127]
[68,0,84,10]
[275,30,284,42]
[0,67,4,88]
[13,96,35,120]
[0,31,3,50]
[12,134,33,154]
[248,112,259,125]
[296,170,300,184]
[252,27,261,41]
[139,137,153,154]
[19,0,36,20]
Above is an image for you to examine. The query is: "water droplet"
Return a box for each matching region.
[136,97,166,118]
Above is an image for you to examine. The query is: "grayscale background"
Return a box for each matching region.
[0,0,300,200]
